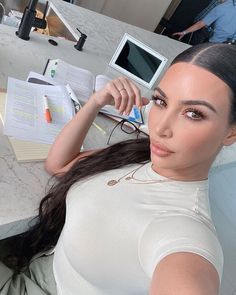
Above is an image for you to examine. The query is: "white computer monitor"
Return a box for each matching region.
[109,33,168,89]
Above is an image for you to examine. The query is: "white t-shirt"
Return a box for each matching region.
[53,162,223,295]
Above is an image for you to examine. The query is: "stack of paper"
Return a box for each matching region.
[4,78,74,145]
[0,92,50,162]
[1,77,75,162]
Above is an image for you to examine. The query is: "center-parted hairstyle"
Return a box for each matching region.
[171,43,236,124]
[3,43,236,272]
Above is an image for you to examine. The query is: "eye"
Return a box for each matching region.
[151,95,167,108]
[184,108,206,121]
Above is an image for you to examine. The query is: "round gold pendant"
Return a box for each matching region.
[107,180,118,186]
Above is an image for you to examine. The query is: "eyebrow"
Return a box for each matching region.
[155,87,167,98]
[180,100,217,113]
[154,87,217,113]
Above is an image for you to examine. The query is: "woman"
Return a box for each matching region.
[1,42,236,294]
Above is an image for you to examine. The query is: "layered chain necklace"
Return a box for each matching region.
[107,164,173,186]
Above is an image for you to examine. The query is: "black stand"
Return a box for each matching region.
[74,28,87,51]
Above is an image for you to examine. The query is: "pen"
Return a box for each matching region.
[65,84,79,103]
[92,122,107,135]
[43,95,52,123]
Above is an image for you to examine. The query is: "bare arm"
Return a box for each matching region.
[173,20,206,40]
[44,96,100,175]
[150,252,219,295]
[45,77,149,175]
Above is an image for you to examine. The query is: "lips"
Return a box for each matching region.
[150,142,174,157]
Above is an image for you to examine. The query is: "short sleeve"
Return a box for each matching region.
[138,214,224,281]
[202,5,221,27]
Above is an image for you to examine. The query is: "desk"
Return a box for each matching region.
[0,24,139,238]
[0,24,99,237]
[0,2,189,239]
[0,2,235,294]
[48,0,189,63]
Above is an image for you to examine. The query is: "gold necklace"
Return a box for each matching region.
[107,164,172,186]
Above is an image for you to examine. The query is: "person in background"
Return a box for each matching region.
[173,0,236,43]
[1,43,236,295]
[194,0,222,22]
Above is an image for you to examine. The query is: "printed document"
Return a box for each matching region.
[3,77,74,144]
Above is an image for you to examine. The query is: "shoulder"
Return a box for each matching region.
[203,1,227,21]
[139,214,223,282]
[214,0,234,13]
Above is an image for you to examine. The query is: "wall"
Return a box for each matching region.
[75,0,173,31]
[164,0,182,20]
[0,0,47,14]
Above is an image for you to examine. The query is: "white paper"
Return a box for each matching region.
[4,78,74,144]
[45,59,95,103]
[27,71,59,86]
[27,72,80,111]
[94,75,111,92]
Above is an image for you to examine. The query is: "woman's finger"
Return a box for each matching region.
[117,77,135,115]
[105,80,122,108]
[129,80,142,108]
[117,88,129,114]
[111,78,128,110]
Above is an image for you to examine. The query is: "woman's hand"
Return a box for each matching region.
[45,77,149,175]
[91,76,149,115]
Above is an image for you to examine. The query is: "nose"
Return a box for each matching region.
[153,111,173,138]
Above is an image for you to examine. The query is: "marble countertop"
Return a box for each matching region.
[0,22,146,237]
[49,0,189,66]
[0,1,190,239]
[0,24,105,238]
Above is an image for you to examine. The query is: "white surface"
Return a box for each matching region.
[49,0,188,67]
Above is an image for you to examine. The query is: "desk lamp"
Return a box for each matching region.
[16,0,48,40]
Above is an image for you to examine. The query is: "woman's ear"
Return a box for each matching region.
[223,125,236,146]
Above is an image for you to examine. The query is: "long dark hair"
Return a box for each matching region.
[3,43,236,271]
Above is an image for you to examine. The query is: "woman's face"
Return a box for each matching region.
[148,62,235,181]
